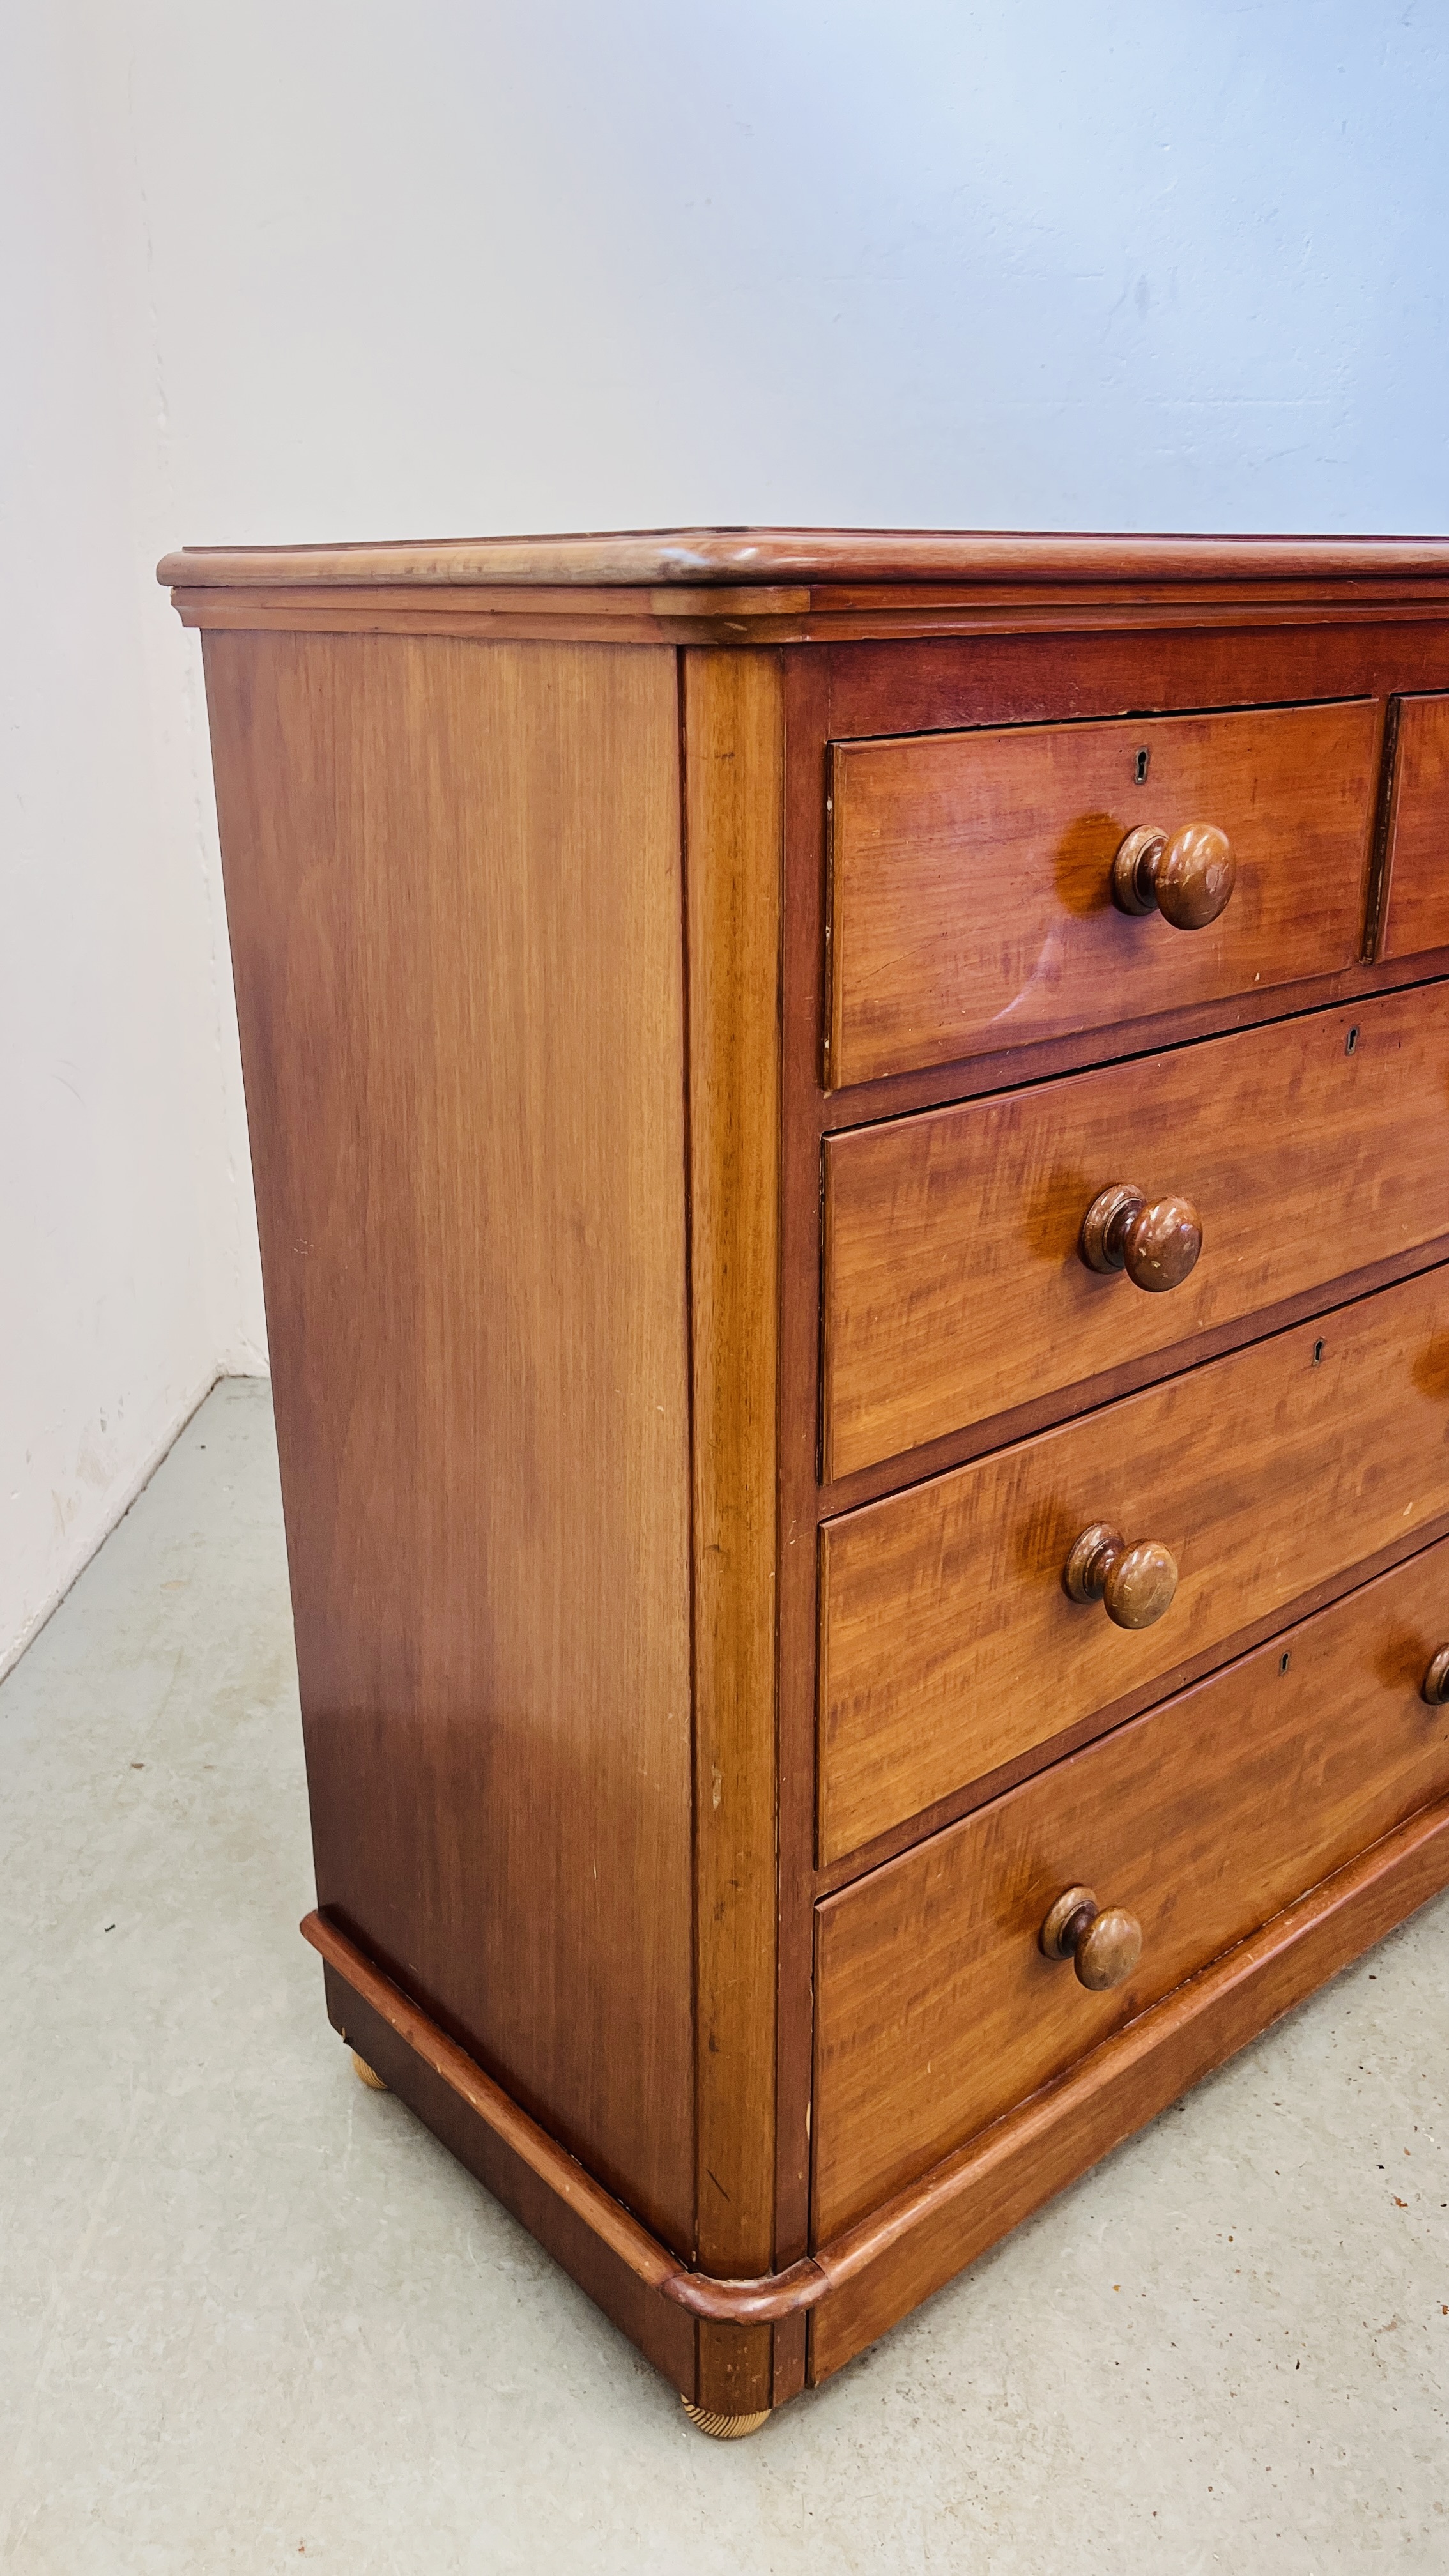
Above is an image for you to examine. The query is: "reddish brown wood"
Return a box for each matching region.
[306,1910,839,2324]
[809,1781,1449,2380]
[1080,1183,1202,1291]
[820,951,1449,1138]
[826,701,1378,1087]
[1380,694,1449,961]
[820,1262,1449,1864]
[1423,1644,1449,1705]
[822,1240,1449,1524]
[814,1498,1449,1897]
[681,650,787,2416]
[1111,820,1236,928]
[292,1769,1449,2392]
[158,530,1449,591]
[1072,1911,1142,1989]
[302,1660,1449,2377]
[171,532,1449,2424]
[165,589,1449,650]
[316,1964,702,2399]
[819,618,1449,746]
[305,1912,680,2285]
[204,631,698,2250]
[682,652,784,2286]
[823,984,1449,1479]
[1038,1889,1144,1993]
[169,586,804,648]
[773,650,836,2274]
[1062,1526,1178,1630]
[815,1535,1449,2238]
[160,540,1449,657]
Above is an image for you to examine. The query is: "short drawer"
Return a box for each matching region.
[1381,693,1449,961]
[818,1262,1449,1863]
[825,699,1379,1089]
[822,983,1449,1478]
[813,1536,1449,2241]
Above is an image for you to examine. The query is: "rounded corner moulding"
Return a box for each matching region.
[155,527,1449,601]
[300,1908,828,2324]
[302,1780,1449,2352]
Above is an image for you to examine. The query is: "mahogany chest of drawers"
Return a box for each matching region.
[163,528,1449,2434]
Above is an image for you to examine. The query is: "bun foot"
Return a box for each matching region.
[351,2050,390,2090]
[680,2398,770,2440]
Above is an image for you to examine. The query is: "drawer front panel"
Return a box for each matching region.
[1382,693,1449,962]
[826,700,1379,1089]
[823,984,1449,1479]
[813,1537,1449,2241]
[819,1263,1449,1863]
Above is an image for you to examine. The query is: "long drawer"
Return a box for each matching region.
[822,984,1449,1478]
[825,699,1378,1089]
[818,1262,1449,1863]
[813,1537,1449,2242]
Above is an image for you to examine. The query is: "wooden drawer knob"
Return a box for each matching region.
[1080,1181,1202,1291]
[1040,1883,1144,1991]
[1112,822,1236,929]
[1422,1647,1449,1705]
[1064,1522,1178,1629]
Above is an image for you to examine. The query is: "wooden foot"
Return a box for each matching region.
[680,2398,770,2440]
[351,2049,390,2090]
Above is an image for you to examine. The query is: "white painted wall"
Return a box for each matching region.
[6,1,1447,1666]
[1,10,265,1675]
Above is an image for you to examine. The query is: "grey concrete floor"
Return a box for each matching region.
[3,1378,1448,2572]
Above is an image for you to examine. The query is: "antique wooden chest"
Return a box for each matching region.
[162,529,1449,2432]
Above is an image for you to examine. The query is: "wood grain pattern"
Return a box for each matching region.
[819,1261,1449,1862]
[682,652,785,2411]
[165,590,1449,650]
[819,619,1449,758]
[826,700,1380,1087]
[172,537,1449,2418]
[1079,1182,1202,1291]
[305,1914,682,2287]
[1062,1526,1177,1629]
[158,528,1449,590]
[1054,1899,1143,1991]
[204,631,697,2251]
[814,1533,1449,2237]
[1111,818,1235,928]
[814,1501,1449,1896]
[808,1781,1449,2380]
[823,984,1449,1477]
[773,650,838,2280]
[292,1762,1449,2393]
[305,1735,1449,2360]
[167,585,812,650]
[1380,694,1449,961]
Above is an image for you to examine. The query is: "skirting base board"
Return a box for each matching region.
[303,1785,1449,2410]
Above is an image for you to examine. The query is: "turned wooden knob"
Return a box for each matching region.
[1080,1182,1202,1291]
[1040,1884,1144,1990]
[1064,1522,1178,1629]
[1112,822,1236,928]
[1422,1646,1449,1705]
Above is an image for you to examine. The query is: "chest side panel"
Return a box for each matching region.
[204,629,697,2253]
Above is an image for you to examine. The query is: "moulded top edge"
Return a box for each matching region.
[155,526,1449,594]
